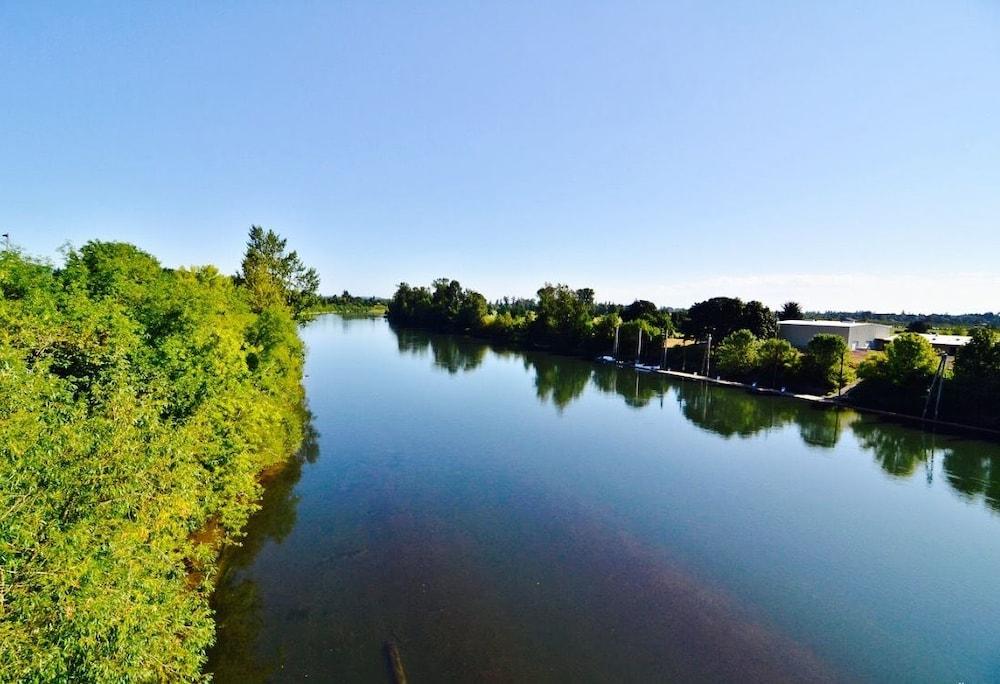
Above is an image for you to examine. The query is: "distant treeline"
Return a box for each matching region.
[388,281,840,392]
[311,291,388,317]
[806,310,999,333]
[388,279,1000,431]
[1,227,316,681]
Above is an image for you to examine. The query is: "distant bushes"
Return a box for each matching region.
[692,330,851,393]
[852,329,1000,429]
[1,236,308,681]
[388,279,678,361]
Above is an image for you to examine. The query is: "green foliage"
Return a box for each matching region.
[800,333,852,391]
[0,242,307,682]
[387,278,487,333]
[310,291,388,317]
[682,297,777,340]
[758,338,799,386]
[780,301,803,320]
[237,226,319,319]
[715,329,761,378]
[531,284,595,350]
[858,333,939,388]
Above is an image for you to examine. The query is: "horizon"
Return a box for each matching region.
[3,2,999,314]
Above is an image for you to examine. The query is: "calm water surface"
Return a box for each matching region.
[208,315,1000,682]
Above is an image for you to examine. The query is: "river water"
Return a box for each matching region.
[208,314,1000,682]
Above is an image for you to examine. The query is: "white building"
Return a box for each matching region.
[878,333,971,356]
[778,320,894,351]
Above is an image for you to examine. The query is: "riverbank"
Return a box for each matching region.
[618,361,1000,440]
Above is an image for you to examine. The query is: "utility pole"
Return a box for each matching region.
[921,353,948,420]
[838,351,845,397]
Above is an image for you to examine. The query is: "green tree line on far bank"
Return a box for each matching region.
[387,279,1000,430]
[1,227,317,682]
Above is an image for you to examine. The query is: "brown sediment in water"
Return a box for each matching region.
[298,464,841,683]
[185,457,298,590]
[384,640,408,684]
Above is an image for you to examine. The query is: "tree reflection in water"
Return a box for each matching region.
[391,325,486,374]
[389,325,1000,514]
[207,413,320,682]
[523,353,593,410]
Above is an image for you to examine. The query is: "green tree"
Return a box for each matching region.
[1,241,307,682]
[682,296,745,340]
[740,300,779,338]
[801,333,851,391]
[858,332,939,388]
[758,337,798,388]
[780,301,803,320]
[238,226,319,318]
[532,283,594,350]
[715,329,761,378]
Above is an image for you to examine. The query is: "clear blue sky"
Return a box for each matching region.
[2,1,998,312]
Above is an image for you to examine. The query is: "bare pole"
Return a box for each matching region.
[933,354,947,420]
[922,354,947,420]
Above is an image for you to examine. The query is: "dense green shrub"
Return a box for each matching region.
[715,329,761,378]
[0,239,307,682]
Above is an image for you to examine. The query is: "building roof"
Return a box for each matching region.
[912,333,971,347]
[778,319,885,328]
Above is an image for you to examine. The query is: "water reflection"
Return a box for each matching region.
[387,325,1000,512]
[207,414,320,681]
[523,353,592,410]
[943,446,1000,511]
[851,420,931,478]
[392,325,486,374]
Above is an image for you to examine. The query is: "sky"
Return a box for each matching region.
[2,1,999,313]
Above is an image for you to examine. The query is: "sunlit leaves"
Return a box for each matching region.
[0,243,305,682]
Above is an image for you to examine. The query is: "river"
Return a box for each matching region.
[208,314,1000,682]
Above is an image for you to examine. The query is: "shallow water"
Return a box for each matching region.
[208,315,1000,682]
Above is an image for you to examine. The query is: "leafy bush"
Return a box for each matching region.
[0,238,307,682]
[715,329,760,378]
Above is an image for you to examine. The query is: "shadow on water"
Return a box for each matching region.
[206,414,320,682]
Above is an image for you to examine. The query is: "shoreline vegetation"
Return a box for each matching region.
[0,227,318,682]
[305,291,388,319]
[387,278,1000,435]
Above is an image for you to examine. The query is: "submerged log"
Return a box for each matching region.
[384,640,408,684]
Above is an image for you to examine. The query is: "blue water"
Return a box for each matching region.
[209,315,1000,682]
